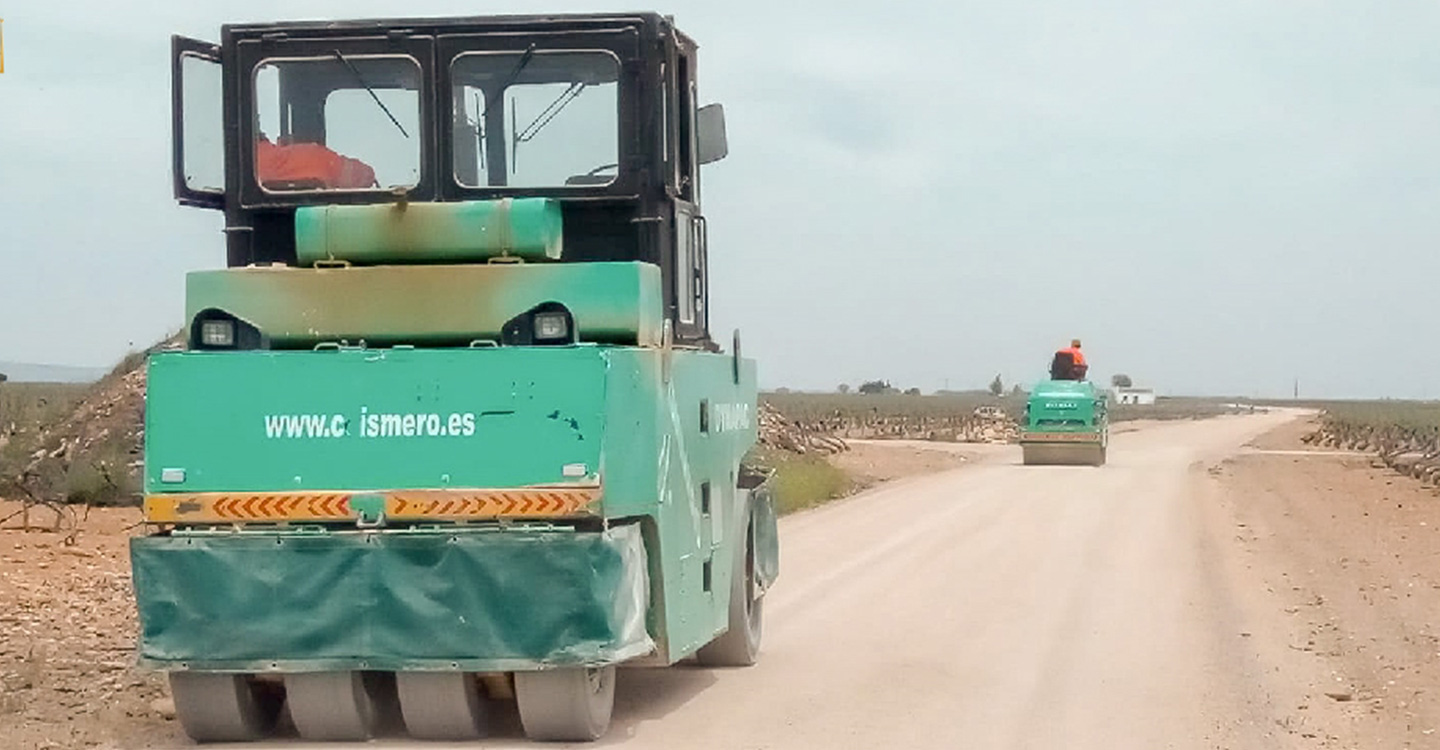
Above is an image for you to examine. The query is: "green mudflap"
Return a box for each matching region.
[131,525,652,672]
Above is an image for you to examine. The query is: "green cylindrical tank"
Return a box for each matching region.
[294,198,564,266]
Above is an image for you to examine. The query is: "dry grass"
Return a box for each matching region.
[747,447,855,516]
[0,384,89,476]
[0,347,157,507]
[762,391,1020,422]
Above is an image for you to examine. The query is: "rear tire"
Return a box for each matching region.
[169,672,281,743]
[285,671,384,741]
[696,511,763,667]
[514,666,616,741]
[396,672,489,740]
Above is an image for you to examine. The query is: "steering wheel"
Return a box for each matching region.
[582,163,619,177]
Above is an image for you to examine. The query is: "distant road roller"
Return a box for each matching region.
[1019,345,1109,466]
[1020,380,1109,465]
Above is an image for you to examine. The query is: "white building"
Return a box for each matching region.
[1113,387,1156,405]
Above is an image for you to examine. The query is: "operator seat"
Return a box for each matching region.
[1050,352,1082,381]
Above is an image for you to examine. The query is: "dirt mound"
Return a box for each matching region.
[10,337,181,509]
[758,401,849,455]
[958,406,1021,444]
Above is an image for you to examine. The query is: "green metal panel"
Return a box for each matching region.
[295,198,564,266]
[185,262,663,347]
[597,348,759,660]
[130,525,651,672]
[1022,379,1107,436]
[144,347,606,494]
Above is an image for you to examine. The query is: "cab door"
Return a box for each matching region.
[671,49,709,341]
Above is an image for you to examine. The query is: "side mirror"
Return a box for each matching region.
[696,103,728,165]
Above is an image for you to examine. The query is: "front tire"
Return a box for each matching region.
[696,511,763,667]
[285,671,385,741]
[397,671,489,740]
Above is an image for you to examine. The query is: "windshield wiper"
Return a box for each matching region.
[485,43,538,115]
[510,82,589,171]
[331,49,410,139]
[514,82,588,146]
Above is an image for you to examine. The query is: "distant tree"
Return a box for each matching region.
[1111,373,1133,388]
[904,387,921,396]
[774,387,792,394]
[837,384,850,394]
[988,374,1004,397]
[0,372,7,384]
[1010,384,1024,397]
[858,380,893,395]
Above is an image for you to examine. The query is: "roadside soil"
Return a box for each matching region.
[0,502,179,749]
[1201,420,1440,748]
[827,439,980,488]
[1242,411,1326,452]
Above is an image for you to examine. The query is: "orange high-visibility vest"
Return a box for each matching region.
[1060,347,1087,367]
[255,138,377,190]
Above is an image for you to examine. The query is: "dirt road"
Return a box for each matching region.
[603,412,1304,750]
[9,410,1439,749]
[599,411,1435,750]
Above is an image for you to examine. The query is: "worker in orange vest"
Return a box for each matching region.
[1050,339,1089,381]
[255,136,377,190]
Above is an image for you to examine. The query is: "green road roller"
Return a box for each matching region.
[1020,379,1110,466]
[133,12,777,743]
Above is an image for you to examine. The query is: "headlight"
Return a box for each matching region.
[501,302,576,346]
[199,319,236,348]
[189,309,267,351]
[533,312,570,341]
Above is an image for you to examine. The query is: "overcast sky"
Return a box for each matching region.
[3,1,1440,398]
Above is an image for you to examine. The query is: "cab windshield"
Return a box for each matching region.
[451,50,620,189]
[252,54,421,192]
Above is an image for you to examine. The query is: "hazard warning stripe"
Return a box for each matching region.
[385,488,598,520]
[144,486,601,524]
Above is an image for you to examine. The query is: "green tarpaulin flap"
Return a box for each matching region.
[131,525,651,672]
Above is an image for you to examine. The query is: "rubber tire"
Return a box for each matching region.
[696,511,763,667]
[514,666,616,742]
[396,672,488,740]
[169,672,281,743]
[285,671,382,741]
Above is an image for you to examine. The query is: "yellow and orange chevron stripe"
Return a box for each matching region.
[144,485,600,524]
